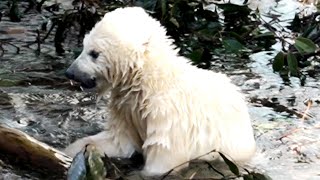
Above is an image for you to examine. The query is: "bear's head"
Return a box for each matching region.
[65,7,175,95]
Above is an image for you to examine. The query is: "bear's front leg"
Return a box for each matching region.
[142,144,189,176]
[64,130,135,158]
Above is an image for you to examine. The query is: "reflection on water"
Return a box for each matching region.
[0,0,320,179]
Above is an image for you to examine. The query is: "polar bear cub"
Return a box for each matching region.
[65,7,256,175]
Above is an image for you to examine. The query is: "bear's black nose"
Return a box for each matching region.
[81,77,96,89]
[65,69,75,80]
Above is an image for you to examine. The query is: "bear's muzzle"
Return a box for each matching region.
[65,66,96,89]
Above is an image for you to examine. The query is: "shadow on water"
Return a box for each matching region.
[0,0,320,179]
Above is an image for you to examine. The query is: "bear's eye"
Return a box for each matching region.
[89,50,99,59]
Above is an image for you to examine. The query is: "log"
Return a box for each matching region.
[0,124,72,179]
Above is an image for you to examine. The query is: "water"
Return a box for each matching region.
[0,1,320,179]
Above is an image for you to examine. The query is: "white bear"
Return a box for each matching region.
[64,7,256,176]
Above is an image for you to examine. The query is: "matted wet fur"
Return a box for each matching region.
[64,7,256,176]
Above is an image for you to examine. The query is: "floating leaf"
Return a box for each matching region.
[287,52,298,76]
[0,73,29,87]
[294,37,317,54]
[0,79,23,87]
[219,152,240,176]
[272,51,285,72]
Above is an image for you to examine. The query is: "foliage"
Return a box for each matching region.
[54,2,101,54]
[2,0,320,81]
[219,152,240,176]
[133,0,320,81]
[46,0,272,68]
[271,13,320,80]
[135,0,320,80]
[136,0,265,68]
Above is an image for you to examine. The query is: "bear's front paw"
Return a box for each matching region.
[64,137,91,158]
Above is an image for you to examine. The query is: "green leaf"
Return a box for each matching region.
[243,174,254,180]
[219,152,240,176]
[254,32,274,39]
[302,24,318,39]
[294,37,317,54]
[287,52,298,77]
[217,3,250,14]
[160,0,167,19]
[272,51,285,72]
[86,145,106,180]
[222,39,244,54]
[188,48,204,63]
[169,17,179,28]
[198,22,221,37]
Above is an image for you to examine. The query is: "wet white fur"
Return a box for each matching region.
[65,7,256,175]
